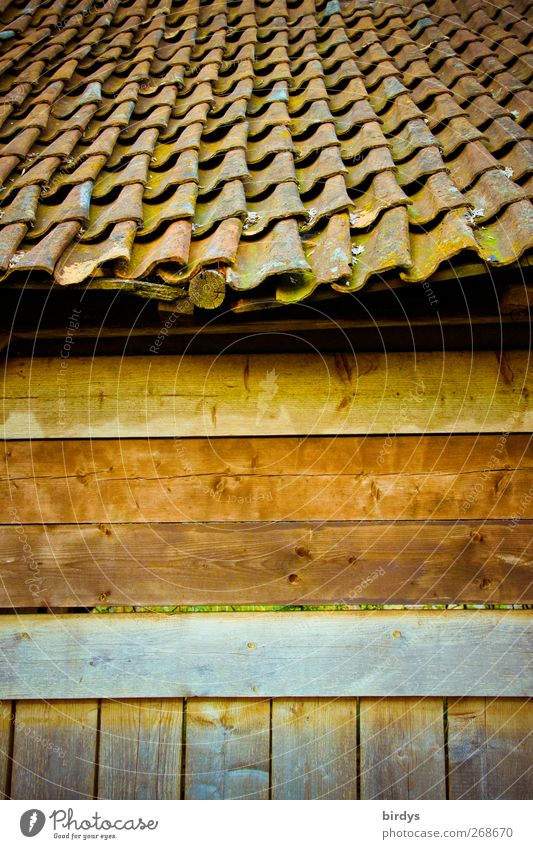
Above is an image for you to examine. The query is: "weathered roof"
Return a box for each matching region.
[0,0,532,309]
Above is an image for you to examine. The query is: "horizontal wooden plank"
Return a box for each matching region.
[2,435,532,523]
[0,611,530,699]
[0,521,531,607]
[1,351,530,438]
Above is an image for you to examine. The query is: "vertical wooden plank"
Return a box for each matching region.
[11,700,98,799]
[98,699,183,799]
[360,697,446,800]
[271,699,357,800]
[448,698,532,799]
[0,701,13,798]
[185,699,270,799]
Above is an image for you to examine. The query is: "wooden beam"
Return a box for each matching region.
[184,699,270,800]
[98,698,183,799]
[2,435,531,523]
[10,700,98,799]
[271,699,357,799]
[360,697,445,799]
[448,697,533,799]
[2,351,530,438]
[0,521,530,607]
[0,611,530,699]
[0,701,11,798]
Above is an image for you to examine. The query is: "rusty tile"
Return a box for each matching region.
[407,171,468,225]
[199,149,249,195]
[193,181,247,236]
[301,175,352,231]
[350,170,409,230]
[81,184,144,241]
[380,95,424,136]
[476,200,533,264]
[44,156,107,198]
[276,213,351,302]
[8,221,80,277]
[484,116,532,153]
[446,141,498,191]
[144,151,199,201]
[345,146,395,189]
[159,219,242,284]
[140,183,198,236]
[244,152,297,198]
[401,209,478,283]
[245,181,306,235]
[343,207,412,292]
[92,155,150,200]
[229,218,309,291]
[435,116,486,157]
[31,181,93,238]
[199,122,248,163]
[498,140,533,181]
[390,119,440,162]
[463,169,527,223]
[0,184,41,226]
[297,146,346,195]
[0,222,27,272]
[294,123,339,161]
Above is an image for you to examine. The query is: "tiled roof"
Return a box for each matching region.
[0,0,532,309]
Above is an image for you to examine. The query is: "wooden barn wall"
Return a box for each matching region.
[0,350,531,800]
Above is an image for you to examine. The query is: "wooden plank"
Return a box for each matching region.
[10,700,98,799]
[0,521,530,607]
[271,699,357,799]
[0,701,12,798]
[2,434,531,523]
[2,351,530,438]
[184,699,270,799]
[0,611,530,699]
[98,698,183,799]
[360,697,446,799]
[448,697,533,799]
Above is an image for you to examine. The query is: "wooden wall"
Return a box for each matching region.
[0,351,531,799]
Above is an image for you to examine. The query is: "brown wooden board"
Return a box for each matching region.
[2,352,530,438]
[98,698,183,799]
[0,612,530,699]
[271,699,357,799]
[184,698,270,799]
[0,701,12,798]
[0,520,530,608]
[360,697,446,799]
[448,697,533,799]
[10,700,98,799]
[2,434,532,524]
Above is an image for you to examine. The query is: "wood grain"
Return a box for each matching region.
[184,699,270,799]
[448,697,533,799]
[360,697,446,799]
[271,699,357,799]
[10,700,98,799]
[2,351,530,438]
[98,698,183,799]
[0,521,530,607]
[0,611,530,699]
[2,434,531,523]
[0,701,12,798]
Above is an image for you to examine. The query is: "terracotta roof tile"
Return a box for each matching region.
[0,0,531,307]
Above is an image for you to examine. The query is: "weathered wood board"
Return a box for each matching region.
[184,699,270,799]
[0,521,530,607]
[0,612,530,699]
[448,697,533,800]
[271,699,358,799]
[2,351,530,438]
[10,700,98,799]
[2,435,532,523]
[98,698,183,799]
[360,697,446,799]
